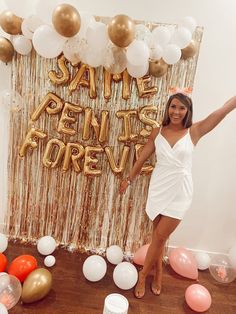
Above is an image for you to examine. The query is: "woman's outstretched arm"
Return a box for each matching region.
[119,127,160,193]
[191,96,236,144]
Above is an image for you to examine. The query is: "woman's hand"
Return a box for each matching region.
[119,179,130,194]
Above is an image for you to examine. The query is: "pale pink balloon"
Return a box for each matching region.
[133,244,150,266]
[185,284,212,312]
[169,247,198,279]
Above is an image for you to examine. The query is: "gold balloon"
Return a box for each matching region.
[116,110,138,142]
[108,15,135,48]
[139,105,159,137]
[31,92,64,121]
[58,102,83,136]
[21,268,52,304]
[181,40,197,60]
[84,146,104,176]
[48,55,70,85]
[52,4,81,37]
[122,69,132,100]
[83,108,109,143]
[69,64,97,98]
[0,36,14,63]
[0,10,22,35]
[149,59,168,78]
[43,138,66,168]
[136,75,158,98]
[105,145,130,174]
[62,143,85,172]
[19,127,47,157]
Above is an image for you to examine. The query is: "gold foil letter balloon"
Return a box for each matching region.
[0,37,14,63]
[108,15,135,48]
[21,268,52,303]
[52,4,81,37]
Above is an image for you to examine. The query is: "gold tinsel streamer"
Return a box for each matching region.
[5,21,203,254]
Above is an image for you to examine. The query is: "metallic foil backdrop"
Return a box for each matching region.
[5,21,203,254]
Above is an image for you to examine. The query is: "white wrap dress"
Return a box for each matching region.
[145,129,194,221]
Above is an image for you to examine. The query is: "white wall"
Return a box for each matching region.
[1,0,236,253]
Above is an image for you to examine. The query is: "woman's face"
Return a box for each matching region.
[168,98,188,125]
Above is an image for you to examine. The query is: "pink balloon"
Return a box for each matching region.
[133,244,150,266]
[185,284,212,312]
[169,247,198,279]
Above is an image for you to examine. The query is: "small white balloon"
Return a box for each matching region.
[106,245,123,265]
[149,43,163,61]
[113,262,138,290]
[0,233,8,253]
[163,44,181,65]
[229,246,236,269]
[126,39,150,66]
[171,27,192,49]
[127,61,149,78]
[21,15,43,40]
[44,255,56,267]
[12,35,32,55]
[180,16,197,34]
[195,252,211,270]
[135,24,152,46]
[152,26,171,46]
[0,303,8,314]
[85,47,104,68]
[37,235,57,255]
[78,12,96,39]
[86,22,108,50]
[83,255,107,282]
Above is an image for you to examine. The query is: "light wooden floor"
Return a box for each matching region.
[3,242,236,314]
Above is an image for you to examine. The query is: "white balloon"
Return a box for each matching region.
[163,44,181,65]
[0,234,8,253]
[149,43,163,61]
[37,235,57,255]
[33,25,66,58]
[180,16,197,34]
[171,27,192,49]
[86,22,108,50]
[0,274,22,310]
[4,0,36,18]
[63,36,81,64]
[85,47,104,67]
[127,60,149,78]
[83,255,107,282]
[0,303,8,314]
[135,24,153,46]
[21,15,43,40]
[195,252,211,270]
[126,39,149,66]
[152,26,171,46]
[229,246,236,269]
[44,255,56,267]
[106,245,123,265]
[113,262,138,290]
[78,12,96,39]
[12,35,32,55]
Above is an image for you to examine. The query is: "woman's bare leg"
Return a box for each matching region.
[134,215,180,298]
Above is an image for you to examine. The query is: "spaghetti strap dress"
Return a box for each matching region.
[145,128,194,220]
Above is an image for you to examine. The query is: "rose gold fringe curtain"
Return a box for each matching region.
[5,21,203,254]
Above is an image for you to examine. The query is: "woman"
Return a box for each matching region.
[119,92,236,298]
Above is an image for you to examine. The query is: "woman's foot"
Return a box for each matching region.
[134,271,146,299]
[151,278,161,295]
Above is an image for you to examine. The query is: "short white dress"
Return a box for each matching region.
[145,128,194,221]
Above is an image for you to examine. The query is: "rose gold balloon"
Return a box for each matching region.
[181,40,197,60]
[0,10,22,35]
[108,15,135,48]
[21,268,52,303]
[52,4,81,37]
[149,59,168,78]
[0,37,14,63]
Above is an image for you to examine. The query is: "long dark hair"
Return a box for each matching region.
[162,93,193,128]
